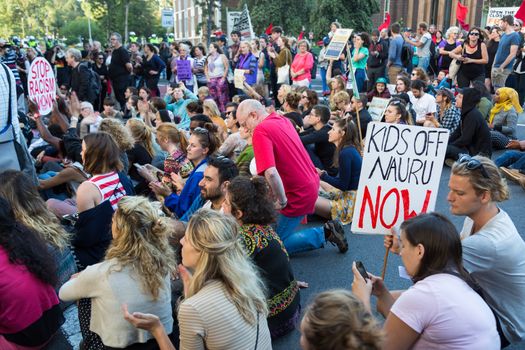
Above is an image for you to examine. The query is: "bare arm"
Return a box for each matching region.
[264,166,287,208]
[500,44,519,69]
[39,167,86,190]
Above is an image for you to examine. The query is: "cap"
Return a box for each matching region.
[376,77,388,85]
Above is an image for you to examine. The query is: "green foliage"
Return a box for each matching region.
[246,0,312,36]
[60,17,105,45]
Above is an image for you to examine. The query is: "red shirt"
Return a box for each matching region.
[291,52,314,82]
[0,247,59,333]
[253,113,319,217]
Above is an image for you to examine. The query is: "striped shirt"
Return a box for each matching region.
[88,172,126,210]
[178,280,272,350]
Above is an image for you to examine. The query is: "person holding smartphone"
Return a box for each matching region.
[352,213,499,350]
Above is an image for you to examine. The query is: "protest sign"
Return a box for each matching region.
[234,69,245,89]
[227,11,242,42]
[486,7,518,27]
[368,97,390,121]
[351,122,449,234]
[161,8,174,28]
[231,4,254,40]
[176,59,192,81]
[28,57,56,116]
[325,29,353,60]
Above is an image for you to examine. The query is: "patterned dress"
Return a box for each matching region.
[239,224,301,339]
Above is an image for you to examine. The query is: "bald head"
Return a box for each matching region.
[237,99,269,131]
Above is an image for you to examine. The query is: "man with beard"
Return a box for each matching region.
[180,155,238,221]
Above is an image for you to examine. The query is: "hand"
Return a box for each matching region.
[137,165,157,183]
[122,304,162,333]
[35,150,45,163]
[170,172,184,192]
[315,167,324,176]
[351,261,374,307]
[463,57,471,64]
[166,86,174,95]
[384,228,401,254]
[28,99,39,115]
[178,82,186,90]
[149,70,158,75]
[69,92,81,116]
[506,140,522,150]
[178,264,192,298]
[149,181,172,197]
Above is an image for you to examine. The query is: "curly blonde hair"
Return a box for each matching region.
[99,118,135,151]
[302,289,384,350]
[106,196,176,300]
[184,209,268,324]
[0,170,69,250]
[126,118,155,157]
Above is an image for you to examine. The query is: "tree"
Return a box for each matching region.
[61,17,105,45]
[309,0,380,40]
[246,0,312,37]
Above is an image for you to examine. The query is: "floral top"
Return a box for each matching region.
[239,224,300,334]
[164,149,194,179]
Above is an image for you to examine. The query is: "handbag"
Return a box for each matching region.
[448,44,465,80]
[277,49,290,84]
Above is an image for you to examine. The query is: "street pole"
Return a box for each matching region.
[207,0,212,46]
[124,0,129,44]
[88,16,93,44]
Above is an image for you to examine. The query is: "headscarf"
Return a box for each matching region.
[488,87,523,124]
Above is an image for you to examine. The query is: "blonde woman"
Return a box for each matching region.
[60,196,175,348]
[178,209,271,349]
[0,170,76,290]
[203,98,228,139]
[126,119,155,193]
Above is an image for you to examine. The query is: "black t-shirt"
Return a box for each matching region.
[284,111,304,128]
[109,46,130,80]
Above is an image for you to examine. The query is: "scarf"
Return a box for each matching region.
[208,53,219,72]
[488,87,523,124]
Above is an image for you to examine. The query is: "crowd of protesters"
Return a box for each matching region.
[1,13,525,350]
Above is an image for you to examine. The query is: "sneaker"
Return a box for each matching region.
[444,158,455,167]
[324,220,348,253]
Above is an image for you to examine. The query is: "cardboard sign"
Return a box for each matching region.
[28,57,56,115]
[234,69,245,89]
[351,122,449,234]
[325,29,353,60]
[368,97,390,121]
[486,7,518,27]
[176,59,192,81]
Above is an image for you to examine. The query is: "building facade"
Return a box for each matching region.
[172,0,221,43]
[372,0,484,31]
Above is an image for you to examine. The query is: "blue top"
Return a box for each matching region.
[320,146,362,191]
[179,194,206,222]
[165,158,207,218]
[494,32,521,69]
[236,53,258,86]
[388,36,404,67]
[164,88,198,130]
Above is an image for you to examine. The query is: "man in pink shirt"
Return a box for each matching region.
[237,99,346,254]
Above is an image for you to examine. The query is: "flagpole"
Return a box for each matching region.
[346,42,363,146]
[245,4,255,39]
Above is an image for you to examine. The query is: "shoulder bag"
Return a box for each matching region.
[277,49,290,84]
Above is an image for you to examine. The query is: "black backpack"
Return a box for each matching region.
[81,62,102,98]
[401,44,412,67]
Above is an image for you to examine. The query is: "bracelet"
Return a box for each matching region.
[279,199,288,208]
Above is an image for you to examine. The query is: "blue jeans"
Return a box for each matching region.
[418,56,430,71]
[495,151,525,173]
[276,214,325,255]
[320,67,328,92]
[354,68,367,93]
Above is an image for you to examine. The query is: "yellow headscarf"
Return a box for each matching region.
[488,87,523,125]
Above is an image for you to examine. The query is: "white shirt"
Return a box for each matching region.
[391,273,499,350]
[408,91,436,122]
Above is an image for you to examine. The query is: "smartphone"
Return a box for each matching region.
[356,261,369,280]
[133,163,143,169]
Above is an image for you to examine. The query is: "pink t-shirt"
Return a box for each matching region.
[0,247,59,333]
[391,274,499,350]
[253,113,319,217]
[291,52,314,82]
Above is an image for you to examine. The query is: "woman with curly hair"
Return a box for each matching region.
[0,170,76,291]
[178,209,271,348]
[300,289,383,350]
[223,176,301,339]
[60,196,175,348]
[0,197,65,349]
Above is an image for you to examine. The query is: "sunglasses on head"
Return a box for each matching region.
[457,154,490,178]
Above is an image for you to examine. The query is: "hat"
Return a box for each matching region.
[218,35,227,43]
[376,77,388,85]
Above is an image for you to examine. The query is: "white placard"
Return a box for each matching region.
[28,57,56,115]
[351,122,449,234]
[486,7,519,27]
[161,8,174,28]
[368,97,390,121]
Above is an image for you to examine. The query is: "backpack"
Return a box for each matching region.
[401,44,412,67]
[81,62,102,98]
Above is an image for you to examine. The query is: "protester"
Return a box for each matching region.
[367,30,389,90]
[408,79,437,125]
[384,100,413,124]
[291,39,314,87]
[492,15,520,89]
[354,213,499,349]
[108,33,132,109]
[299,89,318,118]
[424,88,460,132]
[218,102,246,160]
[205,43,230,112]
[367,77,391,102]
[0,198,64,350]
[164,83,198,130]
[352,32,370,92]
[387,23,405,83]
[449,27,488,88]
[300,104,335,172]
[489,87,521,149]
[438,26,460,71]
[66,48,95,104]
[486,27,501,92]
[224,176,301,338]
[405,22,433,71]
[143,43,166,97]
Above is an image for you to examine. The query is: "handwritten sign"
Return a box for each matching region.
[486,7,518,27]
[28,57,56,115]
[176,59,192,81]
[351,122,449,234]
[234,69,245,89]
[325,28,353,60]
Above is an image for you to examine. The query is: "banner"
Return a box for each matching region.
[351,122,449,234]
[486,7,519,27]
[227,11,242,40]
[324,28,353,60]
[231,4,254,40]
[28,57,56,115]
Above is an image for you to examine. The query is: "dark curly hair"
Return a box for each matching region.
[0,197,57,286]
[227,176,276,225]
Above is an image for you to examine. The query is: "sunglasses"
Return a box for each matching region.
[469,32,480,36]
[457,154,490,178]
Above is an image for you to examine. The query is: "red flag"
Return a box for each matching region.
[265,23,273,35]
[456,1,470,30]
[378,13,391,31]
[515,0,525,22]
[298,31,304,40]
